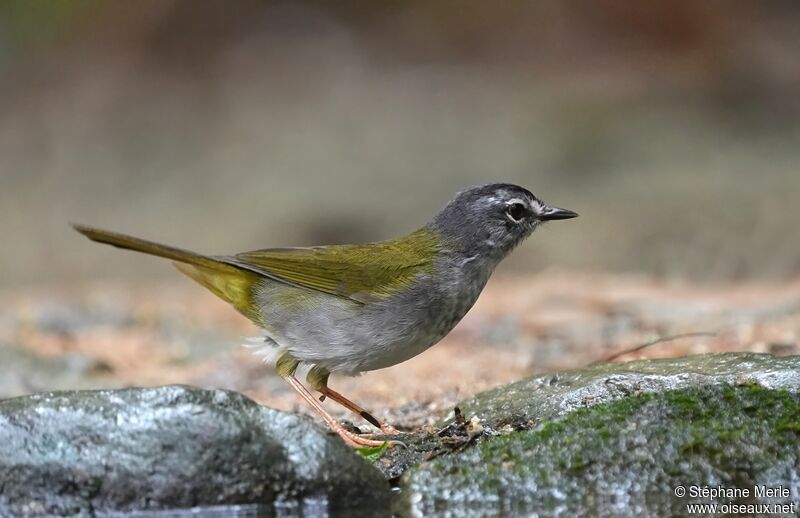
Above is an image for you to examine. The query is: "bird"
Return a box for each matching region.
[73,183,578,447]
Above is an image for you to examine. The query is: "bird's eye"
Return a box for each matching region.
[505,202,527,223]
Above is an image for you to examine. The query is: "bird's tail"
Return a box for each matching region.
[72,224,232,269]
[72,224,261,322]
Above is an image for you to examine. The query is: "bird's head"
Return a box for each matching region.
[429,183,578,260]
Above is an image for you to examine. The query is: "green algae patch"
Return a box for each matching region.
[402,383,800,516]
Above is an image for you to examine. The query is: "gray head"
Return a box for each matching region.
[429,183,578,259]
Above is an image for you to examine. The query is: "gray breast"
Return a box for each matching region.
[398,256,495,351]
[252,257,495,375]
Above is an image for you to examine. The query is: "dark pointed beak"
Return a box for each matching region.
[539,206,579,221]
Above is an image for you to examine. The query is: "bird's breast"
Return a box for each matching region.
[251,259,494,374]
[379,259,494,351]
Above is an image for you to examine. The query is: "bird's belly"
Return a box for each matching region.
[349,310,457,372]
[322,281,484,374]
[254,274,486,375]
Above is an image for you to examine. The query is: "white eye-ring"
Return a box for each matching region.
[505,199,528,223]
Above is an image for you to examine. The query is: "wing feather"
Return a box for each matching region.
[230,229,440,303]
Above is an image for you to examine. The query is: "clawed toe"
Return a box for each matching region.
[380,423,402,435]
[355,432,406,449]
[339,430,403,448]
[357,426,402,439]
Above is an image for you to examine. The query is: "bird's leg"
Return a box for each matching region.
[282,375,389,448]
[322,387,402,436]
[276,353,388,448]
[307,365,401,436]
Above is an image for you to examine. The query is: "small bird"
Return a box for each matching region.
[73,183,577,447]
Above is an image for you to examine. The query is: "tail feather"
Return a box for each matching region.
[72,224,261,322]
[72,224,229,271]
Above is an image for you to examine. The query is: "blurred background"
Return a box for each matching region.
[1,1,799,420]
[2,0,800,285]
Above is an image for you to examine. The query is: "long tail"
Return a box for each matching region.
[72,224,228,270]
[72,224,261,322]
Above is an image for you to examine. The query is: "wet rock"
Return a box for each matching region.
[0,385,390,516]
[398,353,800,516]
[381,353,800,480]
[402,383,800,516]
[451,352,800,431]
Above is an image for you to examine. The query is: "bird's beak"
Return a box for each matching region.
[539,206,579,221]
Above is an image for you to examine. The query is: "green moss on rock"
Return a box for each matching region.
[449,353,800,432]
[403,383,800,516]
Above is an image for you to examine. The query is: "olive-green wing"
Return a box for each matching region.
[230,229,440,303]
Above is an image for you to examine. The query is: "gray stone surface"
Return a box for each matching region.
[398,353,800,516]
[380,353,800,480]
[452,352,800,431]
[0,385,390,516]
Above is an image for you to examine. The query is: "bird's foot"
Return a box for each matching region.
[338,429,391,448]
[379,423,402,435]
[355,431,406,449]
[353,424,402,439]
[330,421,404,448]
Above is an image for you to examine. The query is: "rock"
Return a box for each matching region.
[380,353,800,480]
[0,385,390,516]
[402,383,800,516]
[399,353,800,516]
[452,352,800,431]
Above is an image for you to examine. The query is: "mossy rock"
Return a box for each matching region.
[381,353,800,480]
[451,353,800,432]
[402,383,800,516]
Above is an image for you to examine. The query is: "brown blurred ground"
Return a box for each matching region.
[2,273,797,427]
